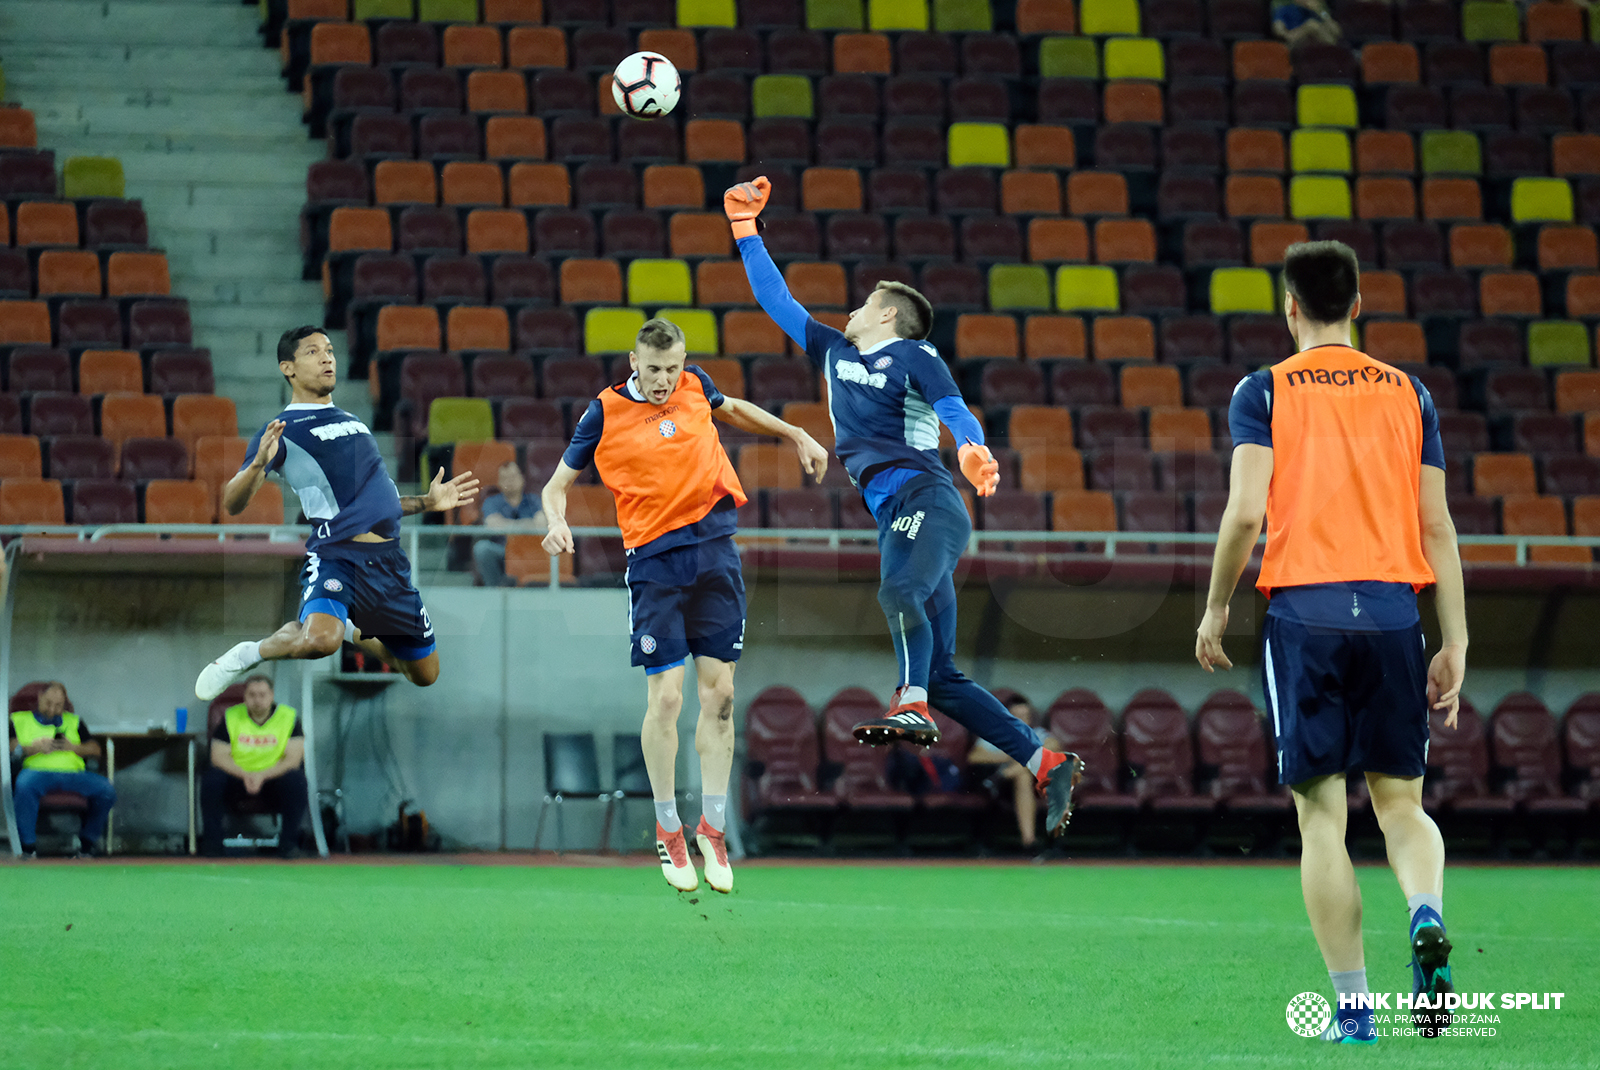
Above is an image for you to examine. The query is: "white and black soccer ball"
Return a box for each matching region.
[611,51,681,120]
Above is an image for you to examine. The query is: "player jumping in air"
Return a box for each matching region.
[195,327,479,702]
[1195,242,1467,1043]
[541,318,828,894]
[726,178,1084,839]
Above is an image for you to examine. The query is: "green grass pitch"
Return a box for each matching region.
[2,861,1592,1069]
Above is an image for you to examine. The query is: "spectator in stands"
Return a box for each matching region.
[968,693,1061,851]
[1273,0,1343,47]
[8,681,115,858]
[473,460,544,587]
[201,674,307,859]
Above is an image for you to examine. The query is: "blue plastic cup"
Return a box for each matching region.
[175,707,188,734]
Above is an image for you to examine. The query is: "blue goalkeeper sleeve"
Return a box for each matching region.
[933,396,985,448]
[736,234,811,349]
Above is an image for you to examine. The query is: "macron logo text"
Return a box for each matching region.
[309,420,371,441]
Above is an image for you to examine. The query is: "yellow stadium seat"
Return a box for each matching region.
[948,122,1011,167]
[1210,268,1276,314]
[1102,37,1164,81]
[626,259,694,306]
[677,0,737,27]
[656,308,720,354]
[1055,265,1120,312]
[1290,175,1353,219]
[868,0,928,30]
[427,398,495,447]
[807,0,864,30]
[1297,84,1359,129]
[584,308,647,354]
[989,264,1053,310]
[933,0,992,32]
[1079,0,1139,35]
[751,75,814,119]
[1038,36,1099,79]
[1290,129,1352,174]
[1510,178,1576,224]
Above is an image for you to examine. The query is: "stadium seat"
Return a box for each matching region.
[99,393,166,463]
[16,203,79,249]
[1025,314,1087,360]
[1539,226,1600,272]
[1297,84,1358,129]
[0,434,41,480]
[947,123,1010,168]
[1481,271,1543,318]
[988,265,1052,311]
[583,308,647,354]
[511,167,572,210]
[1088,316,1152,361]
[1473,452,1537,497]
[1014,125,1076,169]
[1290,129,1351,174]
[1209,268,1275,315]
[142,479,211,526]
[1511,178,1575,224]
[1461,0,1521,43]
[43,435,114,481]
[1528,321,1593,366]
[1103,37,1165,81]
[1121,688,1215,817]
[1120,364,1181,408]
[1028,218,1090,263]
[170,396,237,462]
[24,395,93,438]
[1249,221,1308,266]
[1225,175,1286,219]
[1357,131,1417,176]
[68,479,137,526]
[742,686,835,818]
[559,259,624,306]
[121,437,190,483]
[0,478,65,525]
[8,348,71,393]
[1056,266,1120,313]
[61,156,123,200]
[1289,176,1353,220]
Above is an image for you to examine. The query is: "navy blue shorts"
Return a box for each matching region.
[1261,615,1429,786]
[299,542,436,661]
[626,535,745,673]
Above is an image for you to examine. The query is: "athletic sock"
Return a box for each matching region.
[1329,968,1370,1002]
[896,686,928,707]
[1025,747,1045,776]
[344,619,358,644]
[1407,893,1444,936]
[654,801,681,834]
[701,795,726,833]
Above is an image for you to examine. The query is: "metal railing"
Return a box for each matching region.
[6,524,1600,588]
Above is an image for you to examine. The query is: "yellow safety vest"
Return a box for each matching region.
[11,711,87,773]
[224,704,298,773]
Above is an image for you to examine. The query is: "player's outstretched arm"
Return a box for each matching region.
[725,178,816,352]
[1418,464,1467,726]
[1196,443,1273,673]
[401,467,480,516]
[714,397,829,483]
[222,419,285,516]
[540,462,582,555]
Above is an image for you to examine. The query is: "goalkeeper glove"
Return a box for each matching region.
[723,176,772,240]
[958,441,999,498]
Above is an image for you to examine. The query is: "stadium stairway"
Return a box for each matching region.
[0,0,357,433]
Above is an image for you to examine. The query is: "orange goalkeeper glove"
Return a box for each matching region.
[723,176,771,239]
[958,441,999,498]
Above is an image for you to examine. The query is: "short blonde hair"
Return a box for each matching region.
[636,318,686,352]
[874,281,933,340]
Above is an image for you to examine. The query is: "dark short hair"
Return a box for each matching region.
[635,317,685,353]
[1282,241,1361,325]
[277,326,327,385]
[874,280,933,340]
[242,673,274,692]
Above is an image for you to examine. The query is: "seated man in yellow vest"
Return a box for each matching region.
[201,674,307,859]
[9,681,116,858]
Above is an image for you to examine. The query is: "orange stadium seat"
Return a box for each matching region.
[106,252,171,298]
[1473,453,1537,497]
[447,306,512,353]
[1227,129,1286,173]
[637,29,697,73]
[956,314,1021,360]
[801,168,863,212]
[442,25,503,69]
[1028,218,1090,262]
[1539,227,1599,272]
[506,26,565,69]
[685,119,747,164]
[559,259,623,305]
[1422,178,1483,222]
[1067,172,1129,217]
[723,311,787,355]
[1051,489,1117,532]
[1450,224,1513,269]
[1362,321,1428,365]
[374,160,438,207]
[1249,221,1308,267]
[693,358,744,399]
[1555,371,1600,414]
[1574,495,1600,536]
[101,394,168,466]
[0,301,53,346]
[194,436,248,519]
[738,443,803,491]
[1357,177,1416,221]
[780,402,834,450]
[467,70,528,114]
[1501,494,1590,565]
[507,163,569,207]
[1103,83,1163,125]
[695,261,756,307]
[15,203,80,248]
[1356,130,1415,175]
[221,480,284,527]
[0,108,38,150]
[1006,405,1072,449]
[1018,443,1084,492]
[1482,271,1542,317]
[1567,274,1600,318]
[563,484,618,527]
[77,350,144,395]
[1014,125,1075,169]
[327,207,393,255]
[669,213,731,258]
[442,162,506,207]
[143,479,212,526]
[485,116,547,161]
[1024,314,1086,359]
[1016,0,1074,34]
[0,478,65,525]
[35,251,102,298]
[834,32,892,74]
[1093,316,1155,361]
[1226,175,1285,219]
[376,305,442,352]
[1148,408,1213,452]
[1094,220,1156,264]
[1359,270,1407,317]
[645,166,706,209]
[1234,41,1291,82]
[1001,171,1062,215]
[784,262,847,308]
[1120,364,1182,408]
[0,434,42,480]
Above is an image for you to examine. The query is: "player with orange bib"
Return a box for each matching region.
[541,318,827,894]
[1196,242,1468,1043]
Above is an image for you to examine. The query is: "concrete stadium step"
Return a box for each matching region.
[178,278,322,306]
[0,1,262,46]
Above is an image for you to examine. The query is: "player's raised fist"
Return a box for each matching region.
[723,176,771,238]
[958,442,1000,497]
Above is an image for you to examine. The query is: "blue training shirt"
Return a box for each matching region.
[736,234,984,519]
[1228,355,1446,631]
[242,402,402,556]
[561,367,739,560]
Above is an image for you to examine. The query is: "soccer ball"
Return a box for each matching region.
[611,51,680,120]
